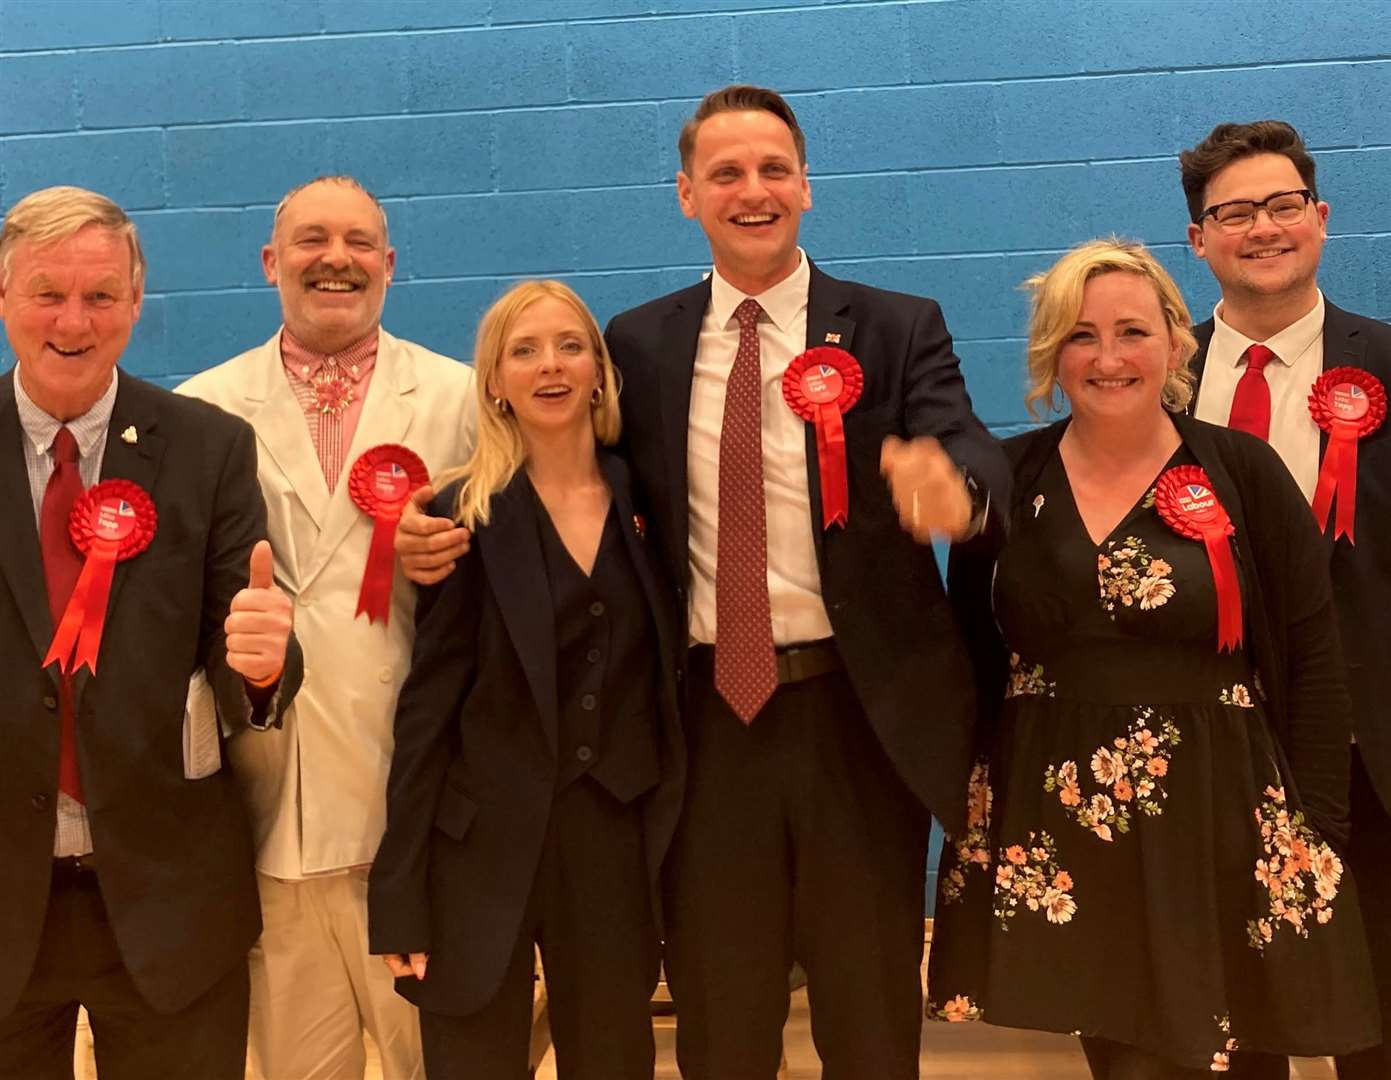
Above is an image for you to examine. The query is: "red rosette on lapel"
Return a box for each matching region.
[1307,367,1385,543]
[348,444,429,625]
[1154,466,1241,653]
[781,347,864,529]
[44,480,157,675]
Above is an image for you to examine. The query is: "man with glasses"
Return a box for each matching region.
[1182,120,1391,1079]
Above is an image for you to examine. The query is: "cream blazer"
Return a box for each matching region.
[177,328,478,878]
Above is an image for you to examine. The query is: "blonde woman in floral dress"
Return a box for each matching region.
[926,240,1379,1077]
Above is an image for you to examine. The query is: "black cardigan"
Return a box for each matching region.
[947,411,1353,847]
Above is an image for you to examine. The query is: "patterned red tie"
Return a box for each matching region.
[714,298,778,724]
[1227,343,1276,441]
[40,427,84,803]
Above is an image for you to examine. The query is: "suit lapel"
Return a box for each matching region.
[802,264,857,573]
[658,286,707,583]
[300,333,415,592]
[478,474,558,754]
[248,334,332,530]
[0,374,55,671]
[601,453,674,670]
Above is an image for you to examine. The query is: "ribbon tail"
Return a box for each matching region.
[356,513,400,625]
[1333,437,1358,543]
[1310,436,1342,533]
[43,549,105,674]
[1204,531,1243,653]
[71,543,120,674]
[817,404,849,530]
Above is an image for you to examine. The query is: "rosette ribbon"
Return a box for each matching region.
[781,347,865,529]
[1307,367,1386,544]
[349,444,430,625]
[1154,466,1242,653]
[44,480,157,675]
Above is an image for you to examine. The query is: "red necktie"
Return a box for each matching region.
[714,298,778,724]
[40,427,84,803]
[1227,343,1276,441]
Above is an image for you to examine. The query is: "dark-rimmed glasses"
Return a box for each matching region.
[1198,189,1315,233]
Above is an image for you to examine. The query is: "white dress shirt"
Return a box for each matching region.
[14,370,117,858]
[687,250,833,646]
[1194,292,1325,502]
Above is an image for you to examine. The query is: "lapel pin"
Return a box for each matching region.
[824,332,842,344]
[633,513,646,539]
[121,426,138,445]
[1032,494,1045,518]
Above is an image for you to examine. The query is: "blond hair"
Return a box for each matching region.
[1024,238,1198,418]
[0,186,146,291]
[439,280,622,529]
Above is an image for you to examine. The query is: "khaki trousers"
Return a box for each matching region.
[247,869,422,1080]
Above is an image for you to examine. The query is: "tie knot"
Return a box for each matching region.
[50,426,79,465]
[1244,343,1276,372]
[734,297,763,330]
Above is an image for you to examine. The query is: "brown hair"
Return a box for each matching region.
[678,84,806,172]
[1179,120,1318,223]
[1023,238,1198,418]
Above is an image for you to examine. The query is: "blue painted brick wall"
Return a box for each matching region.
[2,0,1388,901]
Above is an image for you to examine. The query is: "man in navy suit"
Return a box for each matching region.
[399,85,1007,1079]
[1181,120,1391,1080]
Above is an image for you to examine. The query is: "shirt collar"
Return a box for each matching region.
[13,367,118,460]
[709,248,810,335]
[1211,290,1325,368]
[280,326,380,383]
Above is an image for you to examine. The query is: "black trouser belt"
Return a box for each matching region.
[52,854,100,888]
[688,639,843,686]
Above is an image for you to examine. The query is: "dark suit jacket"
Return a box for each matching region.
[1191,302,1391,812]
[0,369,302,1017]
[604,261,1009,835]
[368,451,683,1016]
[949,413,1353,847]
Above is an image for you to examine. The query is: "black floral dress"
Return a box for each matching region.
[927,445,1379,1070]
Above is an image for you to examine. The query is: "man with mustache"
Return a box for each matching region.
[179,176,477,1080]
[1182,120,1391,1079]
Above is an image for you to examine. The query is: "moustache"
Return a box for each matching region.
[302,267,371,288]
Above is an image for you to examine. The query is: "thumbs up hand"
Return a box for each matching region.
[226,540,293,684]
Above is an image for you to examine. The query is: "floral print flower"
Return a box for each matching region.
[928,994,982,1023]
[1006,653,1055,699]
[1210,1015,1238,1071]
[940,761,992,905]
[1219,684,1253,708]
[1246,785,1342,951]
[993,831,1076,929]
[1098,535,1176,615]
[1045,708,1181,840]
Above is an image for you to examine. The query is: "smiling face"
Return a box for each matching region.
[1056,271,1181,425]
[0,224,142,421]
[263,180,395,354]
[490,295,603,445]
[676,109,811,296]
[1187,152,1328,314]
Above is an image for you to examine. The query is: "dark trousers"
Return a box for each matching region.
[420,777,658,1080]
[664,667,931,1080]
[0,866,249,1080]
[1337,748,1391,1080]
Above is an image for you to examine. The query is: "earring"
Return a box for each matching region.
[494,396,510,415]
[590,386,603,407]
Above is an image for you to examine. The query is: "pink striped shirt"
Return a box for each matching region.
[280,328,379,490]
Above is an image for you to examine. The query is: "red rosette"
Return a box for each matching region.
[1307,367,1386,543]
[781,347,865,529]
[45,479,157,675]
[348,444,430,626]
[1153,466,1242,653]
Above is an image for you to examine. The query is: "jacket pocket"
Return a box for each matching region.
[432,780,478,841]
